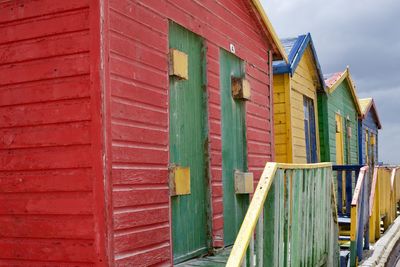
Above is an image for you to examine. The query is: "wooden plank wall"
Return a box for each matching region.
[0,1,107,265]
[107,0,275,265]
[290,48,320,163]
[273,74,290,163]
[325,82,359,164]
[360,111,379,165]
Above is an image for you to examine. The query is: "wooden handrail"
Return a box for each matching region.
[226,162,278,266]
[226,162,336,267]
[349,166,369,267]
[369,167,378,216]
[369,166,400,244]
[351,166,368,206]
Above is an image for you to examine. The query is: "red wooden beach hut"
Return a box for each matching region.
[0,0,286,265]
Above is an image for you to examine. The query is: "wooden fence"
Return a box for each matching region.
[226,163,340,267]
[332,165,369,266]
[349,166,369,266]
[369,166,400,243]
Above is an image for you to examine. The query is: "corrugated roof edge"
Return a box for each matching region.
[251,0,288,63]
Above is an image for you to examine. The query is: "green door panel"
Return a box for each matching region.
[169,22,209,263]
[219,49,248,245]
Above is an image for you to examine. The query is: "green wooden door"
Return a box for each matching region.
[220,49,248,245]
[169,22,209,263]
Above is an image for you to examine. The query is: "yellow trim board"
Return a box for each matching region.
[276,162,332,169]
[251,0,288,63]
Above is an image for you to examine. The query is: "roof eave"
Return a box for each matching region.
[251,0,288,63]
[272,63,291,74]
[362,99,383,129]
[328,68,362,115]
[287,33,326,92]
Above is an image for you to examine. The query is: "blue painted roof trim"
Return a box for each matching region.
[272,33,326,92]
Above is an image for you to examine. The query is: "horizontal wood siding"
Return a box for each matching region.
[317,92,330,162]
[290,49,320,163]
[273,74,289,162]
[0,1,104,265]
[360,111,379,164]
[326,82,359,164]
[108,0,274,265]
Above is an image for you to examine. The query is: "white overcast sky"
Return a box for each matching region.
[261,0,400,164]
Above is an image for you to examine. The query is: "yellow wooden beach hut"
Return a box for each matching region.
[272,33,325,163]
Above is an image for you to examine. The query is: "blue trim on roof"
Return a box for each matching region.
[289,34,307,73]
[272,33,326,92]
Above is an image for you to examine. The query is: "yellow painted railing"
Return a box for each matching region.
[226,162,339,267]
[369,166,400,243]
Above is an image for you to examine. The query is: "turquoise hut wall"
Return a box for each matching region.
[318,73,360,164]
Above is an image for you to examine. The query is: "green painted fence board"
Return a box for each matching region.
[260,167,339,266]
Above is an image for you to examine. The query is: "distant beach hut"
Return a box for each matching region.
[358,98,382,167]
[318,67,362,164]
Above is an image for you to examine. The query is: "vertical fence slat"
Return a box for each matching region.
[263,170,277,266]
[337,170,343,216]
[256,210,264,267]
[290,169,300,266]
[278,170,285,267]
[346,170,353,216]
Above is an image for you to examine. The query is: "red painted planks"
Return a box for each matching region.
[114,207,169,230]
[0,31,89,65]
[0,259,94,267]
[0,0,90,23]
[0,1,101,265]
[0,98,91,128]
[112,168,168,185]
[114,243,170,267]
[0,215,94,239]
[112,123,167,147]
[0,238,95,262]
[109,0,167,34]
[110,34,166,72]
[0,145,92,171]
[111,100,167,127]
[109,10,167,53]
[114,224,169,253]
[0,121,91,149]
[109,56,167,90]
[0,168,92,193]
[0,192,93,215]
[0,53,90,86]
[107,0,275,264]
[110,78,167,108]
[0,75,90,107]
[0,9,90,45]
[113,189,169,208]
[112,146,168,165]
